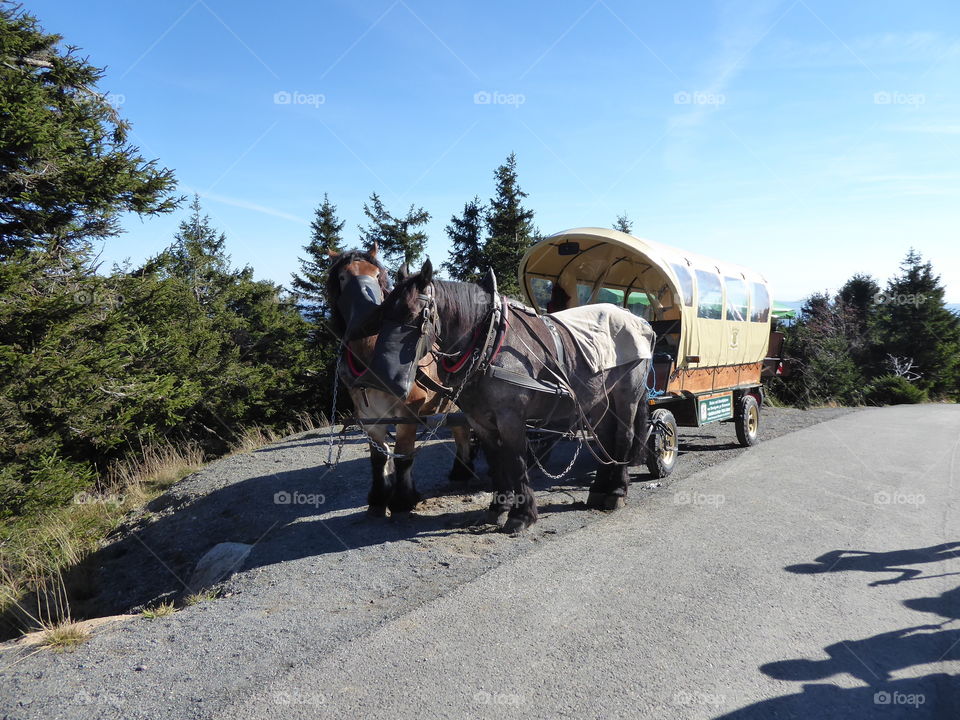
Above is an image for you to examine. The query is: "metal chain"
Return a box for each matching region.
[530,437,582,480]
[325,352,344,465]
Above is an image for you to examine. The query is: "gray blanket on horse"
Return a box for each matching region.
[550,304,655,374]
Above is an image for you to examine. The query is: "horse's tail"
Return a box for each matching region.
[629,377,650,465]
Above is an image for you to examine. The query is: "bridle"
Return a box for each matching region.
[406,279,506,399]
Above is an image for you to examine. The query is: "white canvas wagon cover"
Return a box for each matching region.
[550,303,654,374]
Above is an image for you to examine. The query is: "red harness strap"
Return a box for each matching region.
[345,346,368,377]
[441,329,479,373]
[439,301,510,374]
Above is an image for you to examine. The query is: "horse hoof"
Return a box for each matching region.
[486,509,509,527]
[586,492,625,511]
[367,504,387,518]
[447,461,474,484]
[389,497,422,516]
[500,516,532,535]
[604,495,626,511]
[586,492,606,510]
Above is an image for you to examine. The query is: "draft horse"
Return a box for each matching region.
[326,248,475,517]
[351,259,653,533]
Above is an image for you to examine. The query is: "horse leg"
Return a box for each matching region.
[586,409,631,511]
[365,423,392,517]
[471,424,511,527]
[447,425,475,484]
[497,411,538,534]
[587,383,643,511]
[389,423,422,515]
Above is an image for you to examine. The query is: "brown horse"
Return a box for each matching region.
[326,247,475,516]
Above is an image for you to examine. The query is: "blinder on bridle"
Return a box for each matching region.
[412,283,440,363]
[338,273,384,338]
[352,282,441,398]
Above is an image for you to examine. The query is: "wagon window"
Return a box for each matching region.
[528,277,554,312]
[725,277,748,322]
[596,287,622,305]
[626,291,652,318]
[671,263,694,306]
[695,270,723,319]
[750,282,770,323]
[577,283,593,306]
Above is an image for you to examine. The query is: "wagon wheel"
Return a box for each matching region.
[646,408,678,479]
[735,394,760,447]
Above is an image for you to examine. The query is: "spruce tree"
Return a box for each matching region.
[143,195,236,310]
[358,193,429,269]
[782,292,865,406]
[0,5,179,259]
[483,153,535,296]
[291,194,345,321]
[392,204,430,268]
[613,213,633,233]
[876,249,960,396]
[836,273,882,374]
[442,197,486,282]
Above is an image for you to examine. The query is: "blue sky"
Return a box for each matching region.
[27,0,960,301]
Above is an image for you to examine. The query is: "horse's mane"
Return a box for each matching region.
[431,279,495,345]
[325,248,391,336]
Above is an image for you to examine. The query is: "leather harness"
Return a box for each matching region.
[414,275,572,404]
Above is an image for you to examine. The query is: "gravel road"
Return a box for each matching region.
[0,405,856,719]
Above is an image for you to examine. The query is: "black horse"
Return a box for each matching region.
[351,259,653,533]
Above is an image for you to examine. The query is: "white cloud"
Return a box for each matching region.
[190,189,309,225]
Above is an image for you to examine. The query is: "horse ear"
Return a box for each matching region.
[416,258,433,290]
[327,248,341,259]
[480,268,498,295]
[396,263,409,282]
[370,241,378,259]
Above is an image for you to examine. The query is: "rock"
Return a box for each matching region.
[188,542,253,590]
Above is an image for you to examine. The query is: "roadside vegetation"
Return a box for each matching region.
[0,5,540,634]
[767,252,960,407]
[2,3,956,637]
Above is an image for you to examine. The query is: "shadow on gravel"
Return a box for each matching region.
[718,555,960,718]
[784,543,960,586]
[715,673,958,719]
[60,435,601,622]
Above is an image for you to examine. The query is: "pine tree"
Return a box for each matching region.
[613,213,633,233]
[144,195,236,310]
[778,292,866,407]
[442,197,486,282]
[358,193,429,269]
[0,5,178,259]
[392,204,430,269]
[876,249,960,396]
[291,194,345,321]
[483,153,535,296]
[836,273,882,374]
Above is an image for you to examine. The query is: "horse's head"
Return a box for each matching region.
[352,258,437,398]
[326,244,390,339]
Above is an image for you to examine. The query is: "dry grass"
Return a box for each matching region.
[1,417,323,635]
[0,443,204,633]
[184,589,219,606]
[232,413,323,455]
[141,600,176,619]
[38,619,89,651]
